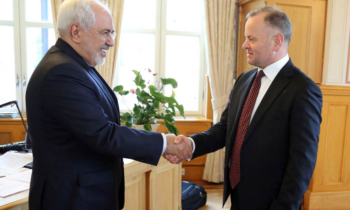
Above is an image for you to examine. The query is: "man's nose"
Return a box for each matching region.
[242,39,249,50]
[107,37,115,47]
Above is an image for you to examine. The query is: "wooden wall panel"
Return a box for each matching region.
[0,133,12,145]
[124,174,146,210]
[311,94,350,192]
[266,0,326,83]
[304,85,350,210]
[347,32,350,84]
[323,104,348,185]
[0,119,27,143]
[276,4,310,73]
[149,159,181,210]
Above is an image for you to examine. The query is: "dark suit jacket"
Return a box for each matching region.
[26,38,163,210]
[191,59,322,210]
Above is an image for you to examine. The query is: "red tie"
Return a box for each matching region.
[229,70,265,189]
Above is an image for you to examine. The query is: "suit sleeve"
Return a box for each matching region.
[41,64,163,166]
[190,73,246,159]
[270,83,322,210]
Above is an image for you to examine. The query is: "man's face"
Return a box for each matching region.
[242,13,275,69]
[82,7,115,66]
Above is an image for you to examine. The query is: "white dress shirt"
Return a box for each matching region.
[251,54,289,121]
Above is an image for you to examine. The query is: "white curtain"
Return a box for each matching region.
[202,0,237,182]
[51,0,125,87]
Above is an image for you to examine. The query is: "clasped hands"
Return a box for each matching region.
[163,134,192,164]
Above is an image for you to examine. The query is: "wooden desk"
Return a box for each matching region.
[0,158,181,210]
[0,116,212,209]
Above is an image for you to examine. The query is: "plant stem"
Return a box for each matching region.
[121,95,133,113]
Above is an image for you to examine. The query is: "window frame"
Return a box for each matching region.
[114,0,206,116]
[0,0,54,113]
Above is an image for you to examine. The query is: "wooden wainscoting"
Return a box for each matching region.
[123,158,182,210]
[0,118,27,144]
[304,85,350,210]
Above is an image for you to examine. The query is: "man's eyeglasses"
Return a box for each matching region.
[91,29,116,40]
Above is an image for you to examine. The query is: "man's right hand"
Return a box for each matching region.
[163,134,192,163]
[163,135,193,164]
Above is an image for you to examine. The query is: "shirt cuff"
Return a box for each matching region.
[187,137,196,161]
[188,137,195,153]
[161,133,167,155]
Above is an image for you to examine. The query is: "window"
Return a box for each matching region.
[0,0,55,113]
[114,0,205,116]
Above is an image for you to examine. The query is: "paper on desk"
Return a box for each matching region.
[0,152,33,170]
[6,169,32,183]
[0,178,29,197]
[0,168,26,177]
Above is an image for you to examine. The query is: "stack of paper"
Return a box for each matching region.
[0,178,30,197]
[0,152,33,170]
[0,152,33,197]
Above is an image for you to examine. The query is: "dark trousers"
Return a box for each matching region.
[230,187,240,210]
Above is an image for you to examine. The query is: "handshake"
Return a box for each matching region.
[163,134,193,164]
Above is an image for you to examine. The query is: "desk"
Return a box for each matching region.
[0,157,181,210]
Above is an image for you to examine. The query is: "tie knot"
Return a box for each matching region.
[257,70,265,79]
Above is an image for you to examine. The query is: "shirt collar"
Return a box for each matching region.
[258,54,289,81]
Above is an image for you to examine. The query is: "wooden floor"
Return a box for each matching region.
[198,189,231,210]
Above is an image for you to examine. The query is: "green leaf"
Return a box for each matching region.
[113,85,129,96]
[149,86,177,104]
[132,70,139,76]
[168,104,175,115]
[149,85,165,98]
[144,123,152,131]
[155,114,163,119]
[133,105,141,116]
[163,114,179,135]
[166,96,177,104]
[133,71,146,89]
[120,112,133,123]
[140,91,153,99]
[125,121,132,128]
[175,104,185,118]
[113,85,123,92]
[160,78,178,88]
[171,90,175,98]
[123,113,133,127]
[153,100,159,109]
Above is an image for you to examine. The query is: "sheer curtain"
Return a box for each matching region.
[51,0,124,86]
[202,0,238,182]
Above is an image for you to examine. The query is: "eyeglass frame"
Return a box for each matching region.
[90,29,116,40]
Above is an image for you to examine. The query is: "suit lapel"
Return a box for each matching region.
[225,70,257,164]
[244,60,294,143]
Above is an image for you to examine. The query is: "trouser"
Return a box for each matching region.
[230,187,239,210]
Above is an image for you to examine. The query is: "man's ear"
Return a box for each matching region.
[69,23,83,43]
[273,33,284,51]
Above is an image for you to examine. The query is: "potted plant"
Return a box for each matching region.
[113,70,185,135]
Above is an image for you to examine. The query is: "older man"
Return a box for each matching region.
[170,7,322,210]
[26,0,191,209]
